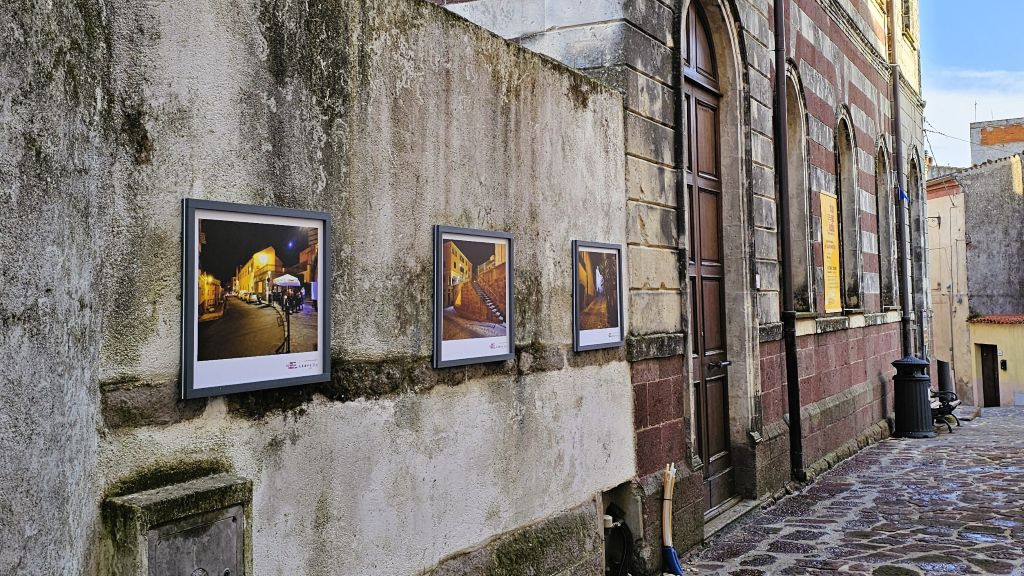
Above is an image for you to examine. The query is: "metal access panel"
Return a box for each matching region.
[147,504,244,576]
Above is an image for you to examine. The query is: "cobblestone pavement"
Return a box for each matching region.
[683,407,1024,575]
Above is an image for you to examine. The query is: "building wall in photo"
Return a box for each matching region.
[0,1,631,574]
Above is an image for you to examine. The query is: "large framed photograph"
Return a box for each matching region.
[433,226,515,368]
[573,241,624,351]
[182,199,330,399]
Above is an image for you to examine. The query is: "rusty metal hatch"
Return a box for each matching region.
[147,504,244,576]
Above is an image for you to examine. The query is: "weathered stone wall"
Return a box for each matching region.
[1,2,112,573]
[1,0,635,574]
[430,2,699,571]
[962,155,1024,317]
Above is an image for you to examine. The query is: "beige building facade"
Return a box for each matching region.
[969,318,1024,407]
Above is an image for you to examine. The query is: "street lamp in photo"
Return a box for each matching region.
[273,273,301,353]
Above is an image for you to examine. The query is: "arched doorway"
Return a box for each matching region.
[683,1,734,514]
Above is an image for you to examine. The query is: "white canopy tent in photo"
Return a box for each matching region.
[272,274,301,287]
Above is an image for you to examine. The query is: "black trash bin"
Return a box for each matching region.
[892,355,936,438]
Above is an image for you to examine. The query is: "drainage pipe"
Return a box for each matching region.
[888,1,914,357]
[772,0,805,480]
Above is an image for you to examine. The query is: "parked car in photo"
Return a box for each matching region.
[247,292,261,304]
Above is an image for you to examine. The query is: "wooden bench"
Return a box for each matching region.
[931,390,962,433]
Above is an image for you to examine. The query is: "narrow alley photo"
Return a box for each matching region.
[440,236,508,341]
[197,217,319,360]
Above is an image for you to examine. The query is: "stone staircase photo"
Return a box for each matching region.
[472,281,505,324]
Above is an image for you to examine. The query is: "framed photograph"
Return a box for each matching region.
[182,199,331,399]
[433,226,515,368]
[573,241,624,352]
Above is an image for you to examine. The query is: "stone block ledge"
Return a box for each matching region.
[100,342,627,428]
[422,499,602,576]
[102,474,252,576]
[749,417,790,445]
[626,333,686,361]
[758,322,783,342]
[104,473,252,532]
[803,419,891,481]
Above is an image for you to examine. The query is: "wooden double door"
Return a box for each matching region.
[683,3,735,516]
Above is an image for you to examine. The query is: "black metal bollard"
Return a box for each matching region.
[892,355,936,438]
[936,360,954,394]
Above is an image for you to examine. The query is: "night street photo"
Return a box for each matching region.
[440,236,509,341]
[196,218,320,361]
[576,249,620,331]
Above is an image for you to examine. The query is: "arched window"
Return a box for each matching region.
[875,149,895,308]
[835,117,862,310]
[907,157,924,352]
[785,74,813,312]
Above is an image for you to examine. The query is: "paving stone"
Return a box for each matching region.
[682,407,1024,575]
[739,554,778,567]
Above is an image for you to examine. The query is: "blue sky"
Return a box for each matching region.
[921,1,1024,166]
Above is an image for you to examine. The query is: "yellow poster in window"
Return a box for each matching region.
[820,193,842,313]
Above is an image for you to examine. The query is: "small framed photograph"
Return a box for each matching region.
[182,199,331,399]
[433,226,515,368]
[573,241,624,351]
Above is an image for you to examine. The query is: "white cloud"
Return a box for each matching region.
[932,69,1024,91]
[922,69,1024,167]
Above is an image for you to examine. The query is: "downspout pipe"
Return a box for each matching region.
[772,0,805,481]
[888,2,914,357]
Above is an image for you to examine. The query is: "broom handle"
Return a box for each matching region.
[662,464,675,548]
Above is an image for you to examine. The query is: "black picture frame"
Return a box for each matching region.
[182,199,331,399]
[572,240,625,352]
[433,225,515,368]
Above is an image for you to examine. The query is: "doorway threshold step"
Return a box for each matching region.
[703,497,765,544]
[957,405,980,421]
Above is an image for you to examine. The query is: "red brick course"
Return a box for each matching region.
[759,322,899,467]
[632,356,687,476]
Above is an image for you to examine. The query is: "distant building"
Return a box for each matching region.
[971,117,1024,164]
[968,316,1024,407]
[475,242,506,276]
[198,271,222,313]
[287,230,319,301]
[927,154,1024,407]
[926,160,966,180]
[236,247,284,299]
[441,240,472,307]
